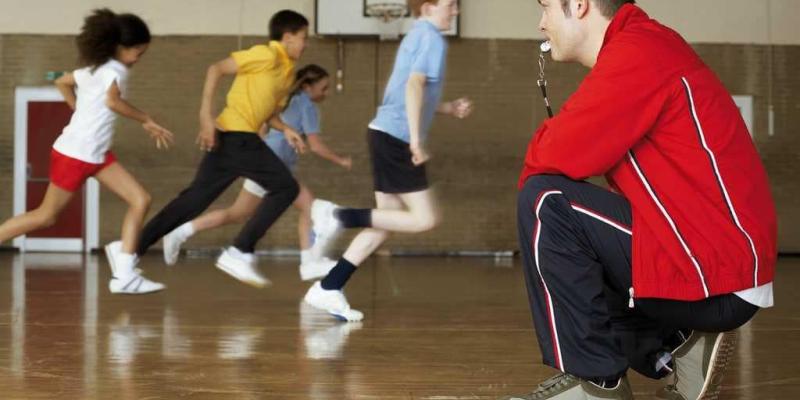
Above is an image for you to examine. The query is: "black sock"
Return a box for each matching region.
[335,208,372,228]
[320,258,357,290]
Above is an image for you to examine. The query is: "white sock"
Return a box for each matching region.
[115,252,138,277]
[300,249,312,264]
[176,222,195,241]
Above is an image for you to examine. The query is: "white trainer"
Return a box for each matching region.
[309,199,343,259]
[215,247,270,288]
[303,281,363,322]
[105,240,142,276]
[109,272,166,294]
[104,240,123,276]
[162,228,186,266]
[299,257,337,281]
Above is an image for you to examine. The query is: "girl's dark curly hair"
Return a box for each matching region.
[76,8,151,68]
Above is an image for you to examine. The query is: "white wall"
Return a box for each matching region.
[0,0,798,44]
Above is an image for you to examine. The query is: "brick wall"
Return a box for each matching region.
[1,35,797,252]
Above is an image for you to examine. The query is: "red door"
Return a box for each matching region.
[25,101,83,238]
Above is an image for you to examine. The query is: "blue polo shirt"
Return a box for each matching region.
[370,19,447,143]
[265,91,320,170]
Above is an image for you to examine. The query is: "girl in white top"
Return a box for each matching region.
[0,9,174,294]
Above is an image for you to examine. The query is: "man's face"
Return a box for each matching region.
[538,0,581,62]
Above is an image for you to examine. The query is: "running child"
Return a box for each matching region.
[0,9,174,294]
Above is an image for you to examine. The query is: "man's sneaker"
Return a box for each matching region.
[215,247,270,288]
[162,228,186,266]
[658,330,738,400]
[299,257,337,281]
[501,373,633,400]
[109,273,166,294]
[303,281,363,322]
[309,199,343,259]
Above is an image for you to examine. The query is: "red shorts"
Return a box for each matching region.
[49,149,116,192]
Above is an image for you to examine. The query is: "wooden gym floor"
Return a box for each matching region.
[0,252,796,399]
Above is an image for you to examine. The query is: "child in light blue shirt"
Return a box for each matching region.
[304,0,474,322]
[370,19,447,144]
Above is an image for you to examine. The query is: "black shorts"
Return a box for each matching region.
[368,128,429,194]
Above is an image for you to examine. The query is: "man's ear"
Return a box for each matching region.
[573,0,590,19]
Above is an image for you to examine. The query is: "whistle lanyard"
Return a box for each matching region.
[537,51,554,119]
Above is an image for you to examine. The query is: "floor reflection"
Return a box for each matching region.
[0,252,793,399]
[299,302,362,360]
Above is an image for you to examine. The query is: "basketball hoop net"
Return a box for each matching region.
[365,0,408,40]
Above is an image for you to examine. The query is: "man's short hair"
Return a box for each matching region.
[540,0,636,18]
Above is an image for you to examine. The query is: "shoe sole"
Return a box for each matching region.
[215,261,269,289]
[110,287,166,295]
[109,276,166,295]
[331,311,364,322]
[302,297,363,323]
[697,330,738,400]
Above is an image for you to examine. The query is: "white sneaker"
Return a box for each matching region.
[109,272,166,294]
[215,247,270,288]
[104,241,142,276]
[104,241,122,276]
[310,199,343,259]
[162,228,185,266]
[303,281,363,322]
[299,257,337,281]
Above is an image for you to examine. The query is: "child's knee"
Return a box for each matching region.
[230,210,250,224]
[405,214,437,233]
[131,191,152,212]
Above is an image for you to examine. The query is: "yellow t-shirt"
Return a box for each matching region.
[216,41,295,133]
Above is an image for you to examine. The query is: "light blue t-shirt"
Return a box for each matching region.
[370,20,447,143]
[265,91,320,170]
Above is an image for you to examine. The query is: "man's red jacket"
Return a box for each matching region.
[519,4,776,301]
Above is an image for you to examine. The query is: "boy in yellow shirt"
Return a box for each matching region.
[134,10,309,288]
